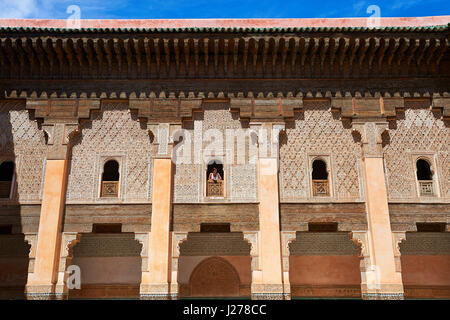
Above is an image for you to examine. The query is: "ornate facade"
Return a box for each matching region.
[0,17,449,300]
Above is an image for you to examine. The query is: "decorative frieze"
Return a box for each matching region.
[179,232,251,256]
[72,233,142,257]
[290,232,359,256]
[399,232,450,255]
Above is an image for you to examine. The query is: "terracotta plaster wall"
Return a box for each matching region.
[0,257,29,298]
[289,256,361,285]
[0,257,28,288]
[70,256,141,284]
[177,256,252,285]
[401,255,450,286]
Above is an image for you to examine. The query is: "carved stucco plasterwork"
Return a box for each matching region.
[384,103,449,201]
[0,101,46,203]
[173,102,258,203]
[289,232,359,256]
[279,102,362,202]
[179,232,251,256]
[66,102,155,203]
[72,233,142,257]
[399,232,450,255]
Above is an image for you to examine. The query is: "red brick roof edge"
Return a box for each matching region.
[0,16,449,29]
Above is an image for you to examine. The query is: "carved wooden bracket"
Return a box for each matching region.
[129,98,202,123]
[230,97,302,122]
[331,97,404,121]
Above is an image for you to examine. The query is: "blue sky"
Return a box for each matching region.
[0,0,449,19]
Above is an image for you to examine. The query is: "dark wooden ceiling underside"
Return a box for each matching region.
[0,28,448,98]
[0,32,448,80]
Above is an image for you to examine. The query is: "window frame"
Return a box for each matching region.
[308,154,333,199]
[97,155,124,200]
[203,156,227,200]
[412,154,440,198]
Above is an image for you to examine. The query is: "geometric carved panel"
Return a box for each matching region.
[173,102,257,203]
[384,103,449,201]
[67,102,155,203]
[72,234,142,257]
[289,232,359,256]
[280,101,361,202]
[399,232,450,255]
[180,232,251,256]
[0,101,46,203]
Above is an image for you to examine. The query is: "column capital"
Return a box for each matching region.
[148,123,182,158]
[26,98,101,160]
[41,122,80,160]
[352,121,389,158]
[249,122,285,160]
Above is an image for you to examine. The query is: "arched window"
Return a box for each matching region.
[101,160,120,197]
[206,160,224,197]
[312,159,329,196]
[0,161,14,198]
[416,159,432,181]
[416,159,434,196]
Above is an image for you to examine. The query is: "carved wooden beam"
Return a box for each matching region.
[0,32,448,80]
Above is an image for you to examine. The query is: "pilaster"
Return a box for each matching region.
[139,123,178,299]
[350,100,405,299]
[24,98,96,299]
[250,122,287,299]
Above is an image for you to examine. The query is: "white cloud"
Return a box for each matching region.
[0,0,119,19]
[0,0,39,18]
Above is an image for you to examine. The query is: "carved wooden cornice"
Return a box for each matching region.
[0,30,448,81]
